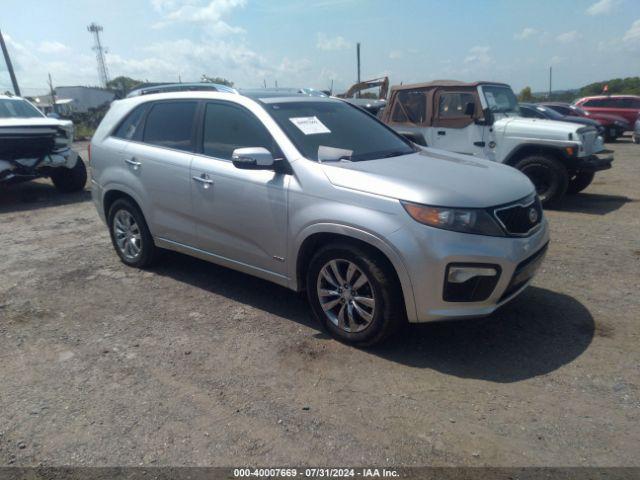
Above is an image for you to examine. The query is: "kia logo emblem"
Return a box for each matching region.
[528,207,539,224]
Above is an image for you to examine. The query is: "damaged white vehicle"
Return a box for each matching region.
[0,94,86,192]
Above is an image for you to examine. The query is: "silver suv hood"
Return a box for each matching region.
[320,148,534,208]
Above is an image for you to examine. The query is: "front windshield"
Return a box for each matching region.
[265,100,415,162]
[482,86,520,114]
[535,105,564,120]
[0,98,45,118]
[570,105,588,116]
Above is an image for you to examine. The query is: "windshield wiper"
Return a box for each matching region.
[380,150,412,159]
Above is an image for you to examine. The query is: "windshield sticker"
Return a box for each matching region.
[289,116,331,135]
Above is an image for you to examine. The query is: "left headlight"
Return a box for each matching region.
[401,201,505,236]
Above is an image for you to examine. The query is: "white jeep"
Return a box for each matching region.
[380,81,613,205]
[0,94,86,192]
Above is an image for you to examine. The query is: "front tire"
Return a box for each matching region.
[107,198,157,268]
[566,171,595,194]
[306,242,404,346]
[51,157,87,193]
[513,155,568,206]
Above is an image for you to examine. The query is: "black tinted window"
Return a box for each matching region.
[519,106,539,118]
[113,104,147,140]
[550,105,570,115]
[143,101,197,151]
[584,99,607,107]
[202,103,275,160]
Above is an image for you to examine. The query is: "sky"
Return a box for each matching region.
[1,0,639,96]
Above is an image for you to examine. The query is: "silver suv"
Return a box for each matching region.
[91,89,549,346]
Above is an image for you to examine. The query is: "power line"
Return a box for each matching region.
[87,22,110,87]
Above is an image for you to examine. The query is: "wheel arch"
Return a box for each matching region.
[102,186,146,223]
[291,225,417,322]
[503,143,568,168]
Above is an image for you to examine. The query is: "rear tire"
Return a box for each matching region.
[513,155,568,206]
[306,242,405,347]
[566,171,595,194]
[51,157,87,193]
[107,198,157,268]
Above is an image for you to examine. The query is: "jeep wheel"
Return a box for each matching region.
[51,157,87,193]
[566,171,595,194]
[307,243,404,346]
[513,155,569,206]
[108,198,157,268]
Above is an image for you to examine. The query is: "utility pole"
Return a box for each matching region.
[356,42,361,83]
[549,66,552,99]
[330,79,334,96]
[48,73,57,115]
[0,29,20,96]
[87,22,109,87]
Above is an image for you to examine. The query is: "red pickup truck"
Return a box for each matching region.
[573,95,640,126]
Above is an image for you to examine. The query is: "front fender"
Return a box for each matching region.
[289,222,418,322]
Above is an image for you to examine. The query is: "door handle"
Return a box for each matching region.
[473,141,486,147]
[124,157,141,170]
[192,174,214,188]
[437,131,446,136]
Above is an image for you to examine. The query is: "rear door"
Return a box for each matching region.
[123,100,198,245]
[431,89,488,157]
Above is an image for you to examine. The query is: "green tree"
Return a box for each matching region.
[106,76,143,96]
[201,75,234,87]
[518,86,533,102]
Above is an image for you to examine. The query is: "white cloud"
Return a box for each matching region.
[623,18,640,45]
[586,0,619,16]
[514,27,538,40]
[152,0,246,34]
[388,50,403,59]
[464,46,493,67]
[556,30,582,43]
[37,41,70,54]
[316,33,350,51]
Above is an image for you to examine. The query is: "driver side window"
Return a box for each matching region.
[202,102,277,160]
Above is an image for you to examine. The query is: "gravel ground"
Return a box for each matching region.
[0,140,638,467]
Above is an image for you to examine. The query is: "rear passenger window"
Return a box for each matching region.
[202,102,275,160]
[143,101,197,151]
[113,104,147,140]
[584,99,606,107]
[393,90,426,124]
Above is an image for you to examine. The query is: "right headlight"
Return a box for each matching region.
[401,201,505,237]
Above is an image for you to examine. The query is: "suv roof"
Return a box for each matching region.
[577,94,640,100]
[127,82,237,97]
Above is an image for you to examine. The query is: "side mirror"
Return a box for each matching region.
[464,102,475,116]
[475,107,494,126]
[232,147,276,170]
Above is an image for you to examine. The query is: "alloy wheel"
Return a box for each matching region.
[316,259,376,333]
[113,209,142,261]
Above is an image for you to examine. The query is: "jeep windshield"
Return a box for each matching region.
[481,85,520,115]
[264,100,415,162]
[0,98,45,118]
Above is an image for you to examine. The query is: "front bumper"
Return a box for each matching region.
[389,218,550,323]
[574,150,613,172]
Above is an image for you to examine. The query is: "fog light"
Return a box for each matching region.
[443,264,501,302]
[448,266,498,283]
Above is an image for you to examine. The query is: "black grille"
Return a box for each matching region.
[494,196,543,236]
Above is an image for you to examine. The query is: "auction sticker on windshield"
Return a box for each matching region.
[289,116,331,135]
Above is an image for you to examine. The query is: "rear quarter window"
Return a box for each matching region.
[142,101,198,152]
[113,104,148,140]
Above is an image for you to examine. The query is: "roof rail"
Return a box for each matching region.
[126,82,238,98]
